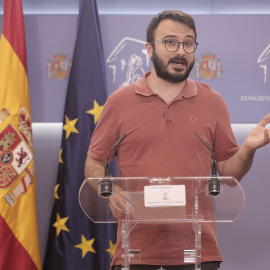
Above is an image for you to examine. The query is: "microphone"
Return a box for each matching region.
[194,132,223,196]
[98,133,127,198]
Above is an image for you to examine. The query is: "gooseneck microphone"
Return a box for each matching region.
[98,133,127,198]
[194,132,222,196]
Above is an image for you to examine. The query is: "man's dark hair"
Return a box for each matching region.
[146,10,197,43]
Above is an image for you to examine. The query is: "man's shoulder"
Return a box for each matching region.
[108,76,145,101]
[192,79,222,98]
[107,84,135,104]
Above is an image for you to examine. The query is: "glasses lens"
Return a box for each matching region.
[165,39,179,52]
[183,41,196,53]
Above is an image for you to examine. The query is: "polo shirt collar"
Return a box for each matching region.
[135,71,197,99]
[135,72,155,97]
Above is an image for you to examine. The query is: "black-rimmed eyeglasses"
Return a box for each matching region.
[152,39,198,54]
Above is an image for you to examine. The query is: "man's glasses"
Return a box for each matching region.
[152,39,198,54]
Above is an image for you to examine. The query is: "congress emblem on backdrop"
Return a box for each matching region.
[106,37,151,90]
[195,52,222,80]
[257,43,270,84]
[47,53,72,80]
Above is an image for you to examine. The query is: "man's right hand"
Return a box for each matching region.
[108,185,126,219]
[85,155,126,218]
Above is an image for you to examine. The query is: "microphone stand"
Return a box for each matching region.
[98,134,127,198]
[194,132,223,196]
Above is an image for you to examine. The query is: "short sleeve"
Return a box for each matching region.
[87,95,120,162]
[214,96,239,162]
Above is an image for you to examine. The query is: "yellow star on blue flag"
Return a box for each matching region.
[53,213,69,236]
[106,239,116,259]
[63,115,79,139]
[74,235,96,258]
[54,184,59,199]
[86,99,104,123]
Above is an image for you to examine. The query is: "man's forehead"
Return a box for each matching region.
[155,19,195,38]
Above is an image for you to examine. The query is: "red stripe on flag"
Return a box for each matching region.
[2,0,28,73]
[21,176,28,194]
[0,215,38,270]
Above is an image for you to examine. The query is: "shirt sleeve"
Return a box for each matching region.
[214,96,239,162]
[87,95,120,162]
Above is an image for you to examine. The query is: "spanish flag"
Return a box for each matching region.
[0,0,41,269]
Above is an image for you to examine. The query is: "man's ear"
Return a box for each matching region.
[145,42,153,58]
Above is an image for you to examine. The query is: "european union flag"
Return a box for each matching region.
[43,0,117,269]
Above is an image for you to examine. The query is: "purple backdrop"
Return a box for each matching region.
[1,14,269,122]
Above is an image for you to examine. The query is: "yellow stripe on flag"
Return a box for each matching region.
[0,35,31,116]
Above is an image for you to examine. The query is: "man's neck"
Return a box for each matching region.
[146,72,186,104]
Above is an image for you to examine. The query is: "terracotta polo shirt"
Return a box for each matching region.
[88,72,239,266]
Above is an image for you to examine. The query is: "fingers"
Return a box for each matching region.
[259,113,270,127]
[109,193,126,218]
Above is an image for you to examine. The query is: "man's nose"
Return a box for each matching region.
[175,42,186,55]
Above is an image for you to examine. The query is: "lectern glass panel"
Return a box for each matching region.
[79,177,245,270]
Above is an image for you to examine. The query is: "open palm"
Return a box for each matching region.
[245,114,270,151]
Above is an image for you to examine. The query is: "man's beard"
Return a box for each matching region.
[152,50,195,83]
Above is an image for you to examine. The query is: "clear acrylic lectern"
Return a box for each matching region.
[79,177,245,270]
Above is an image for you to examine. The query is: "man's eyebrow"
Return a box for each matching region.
[162,34,195,40]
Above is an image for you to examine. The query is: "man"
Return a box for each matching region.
[85,10,270,270]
